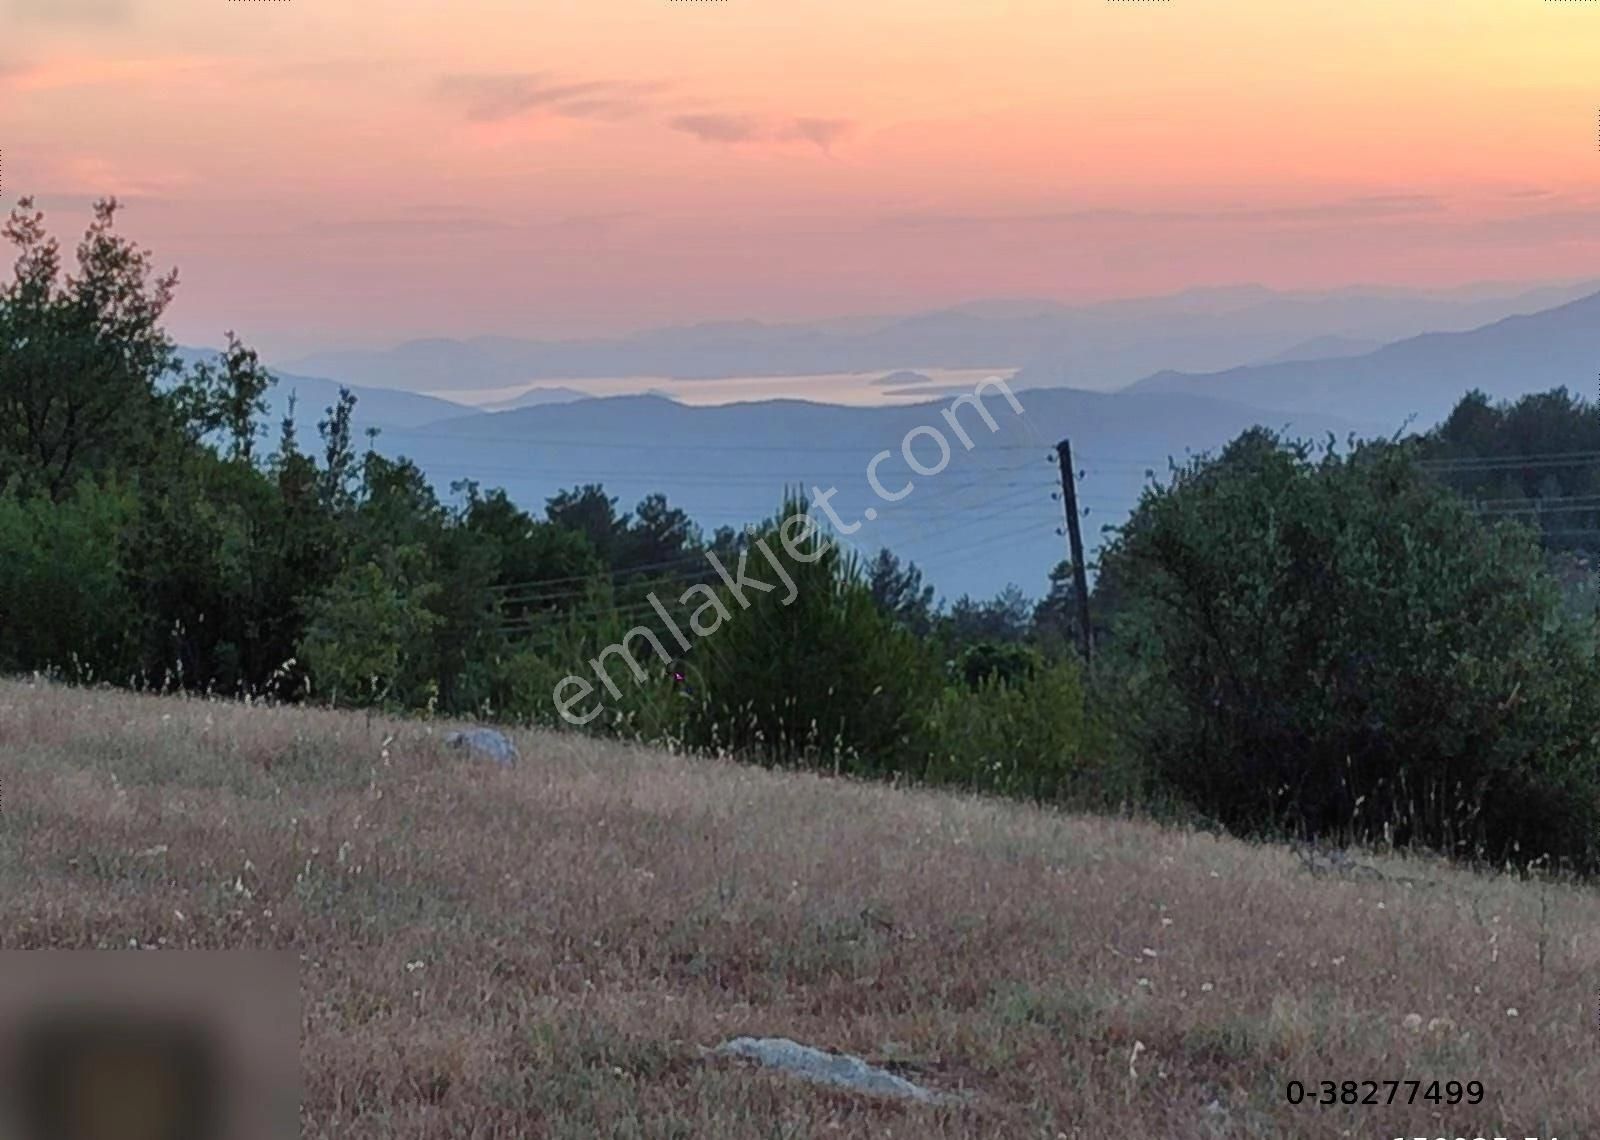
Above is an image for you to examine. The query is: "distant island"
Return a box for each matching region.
[480,386,592,412]
[874,370,934,387]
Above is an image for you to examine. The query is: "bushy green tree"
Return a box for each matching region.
[546,484,630,565]
[173,331,273,461]
[1099,428,1600,868]
[938,584,1033,649]
[0,198,185,496]
[921,659,1124,803]
[120,449,276,691]
[298,547,443,708]
[682,496,940,773]
[500,578,690,739]
[866,546,935,635]
[0,478,140,679]
[1417,387,1600,555]
[622,492,703,571]
[954,641,1041,690]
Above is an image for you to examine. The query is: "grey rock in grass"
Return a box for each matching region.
[443,727,519,768]
[714,1037,948,1103]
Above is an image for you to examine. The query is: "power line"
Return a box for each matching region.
[484,474,1055,601]
[488,551,711,593]
[1467,493,1600,508]
[1419,453,1600,474]
[871,513,1047,566]
[493,509,1055,630]
[1474,503,1600,517]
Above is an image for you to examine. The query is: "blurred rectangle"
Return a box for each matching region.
[0,952,298,1140]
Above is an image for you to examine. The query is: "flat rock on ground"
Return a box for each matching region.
[713,1037,952,1103]
[443,727,519,767]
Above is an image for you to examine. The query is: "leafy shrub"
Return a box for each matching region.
[1098,429,1600,868]
[921,659,1131,805]
[298,547,443,708]
[0,478,140,681]
[494,581,691,742]
[954,641,1042,690]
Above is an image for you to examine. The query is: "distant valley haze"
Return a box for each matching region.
[272,276,1599,403]
[167,276,1600,602]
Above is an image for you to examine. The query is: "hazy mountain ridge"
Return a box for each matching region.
[281,280,1600,395]
[1124,287,1600,430]
[269,284,1600,599]
[373,387,1377,600]
[174,284,1600,599]
[174,346,473,433]
[1254,333,1384,365]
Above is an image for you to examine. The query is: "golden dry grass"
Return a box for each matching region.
[1,677,1597,1138]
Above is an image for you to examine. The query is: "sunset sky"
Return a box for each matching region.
[2,0,1599,357]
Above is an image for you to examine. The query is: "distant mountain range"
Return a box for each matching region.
[172,347,473,435]
[1125,288,1600,431]
[362,388,1378,602]
[1253,334,1384,366]
[281,279,1600,395]
[171,281,1600,600]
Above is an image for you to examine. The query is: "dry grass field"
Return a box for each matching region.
[1,677,1597,1138]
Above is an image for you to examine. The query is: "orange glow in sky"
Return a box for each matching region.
[2,0,1598,355]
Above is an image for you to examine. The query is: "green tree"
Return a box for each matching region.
[954,641,1041,690]
[938,583,1033,653]
[298,547,443,708]
[682,496,940,774]
[1099,427,1600,869]
[175,331,274,462]
[622,492,703,571]
[0,478,140,679]
[546,484,630,564]
[866,547,935,635]
[0,198,184,496]
[922,659,1120,803]
[1417,387,1600,556]
[462,485,599,591]
[317,388,360,513]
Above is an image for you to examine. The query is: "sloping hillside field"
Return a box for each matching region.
[0,680,1595,1137]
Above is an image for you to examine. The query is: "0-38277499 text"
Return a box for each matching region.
[1287,1080,1483,1106]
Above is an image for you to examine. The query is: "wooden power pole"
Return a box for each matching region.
[1055,439,1094,666]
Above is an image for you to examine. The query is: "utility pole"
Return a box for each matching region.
[1055,438,1093,667]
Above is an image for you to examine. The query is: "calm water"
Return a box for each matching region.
[433,367,1021,409]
